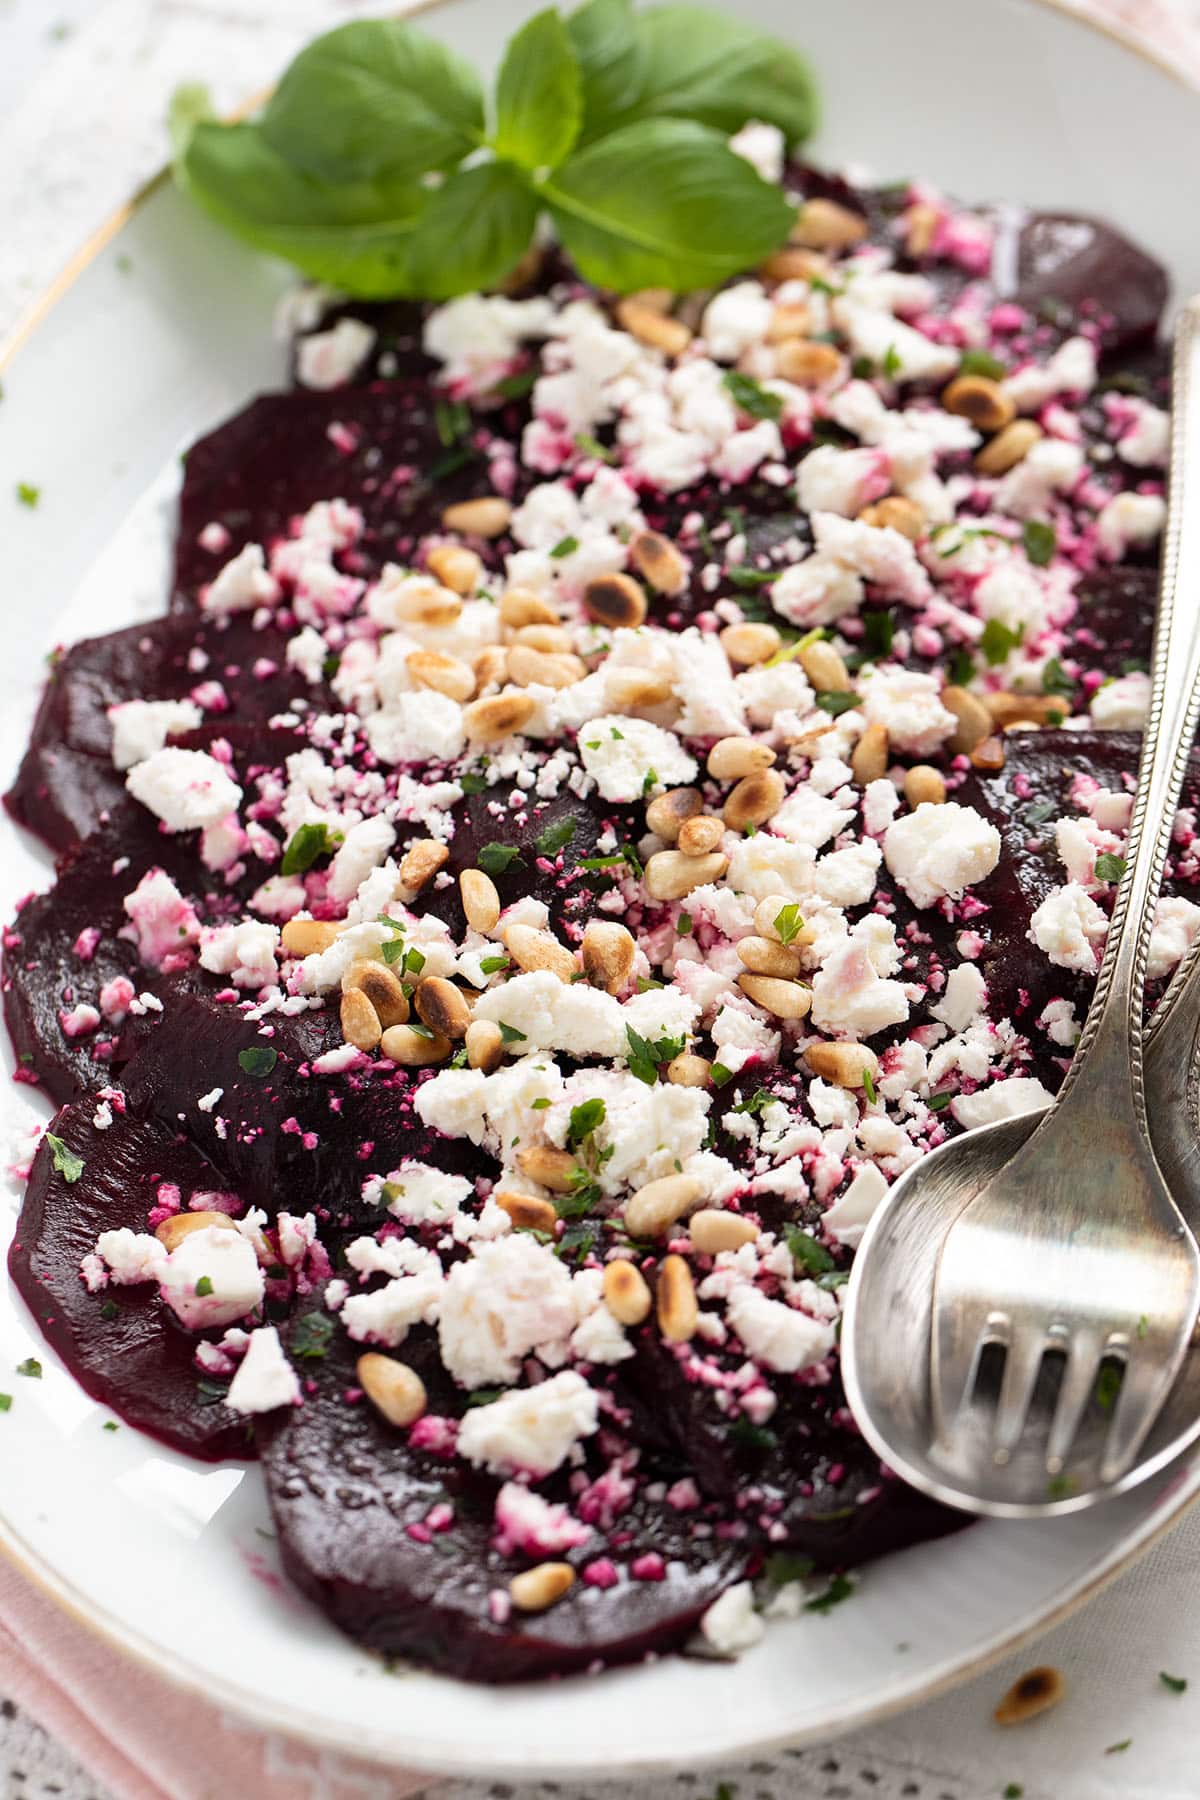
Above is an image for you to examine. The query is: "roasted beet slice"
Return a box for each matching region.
[7,1104,255,1460]
[174,382,535,616]
[258,1314,747,1681]
[1011,212,1167,354]
[6,615,328,856]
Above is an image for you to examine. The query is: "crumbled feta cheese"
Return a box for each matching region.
[726,1286,835,1372]
[225,1325,302,1414]
[438,1235,580,1388]
[93,1228,168,1286]
[296,317,377,389]
[702,281,773,360]
[952,1076,1054,1130]
[930,964,987,1032]
[1096,491,1166,560]
[884,803,1001,909]
[1028,882,1107,971]
[108,699,203,772]
[126,748,242,832]
[1147,896,1200,980]
[577,715,696,802]
[456,1369,599,1477]
[202,542,279,617]
[159,1227,265,1330]
[822,1163,889,1247]
[382,1163,474,1228]
[700,1581,765,1657]
[1090,671,1151,730]
[860,669,955,757]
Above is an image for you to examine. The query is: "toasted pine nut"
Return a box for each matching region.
[465,1018,503,1073]
[507,646,586,690]
[606,668,676,710]
[499,587,559,628]
[941,374,1015,434]
[461,868,500,933]
[720,622,782,666]
[626,287,673,313]
[707,737,776,780]
[389,579,462,628]
[357,1353,427,1427]
[994,1666,1066,1727]
[975,418,1043,476]
[645,786,703,843]
[629,529,688,596]
[737,935,802,978]
[759,246,830,283]
[616,298,692,356]
[983,690,1067,728]
[689,1209,760,1254]
[516,1144,578,1192]
[581,920,636,994]
[775,338,844,386]
[406,649,475,703]
[904,201,940,258]
[155,1211,239,1252]
[791,197,868,250]
[340,986,382,1052]
[624,1173,705,1238]
[414,976,471,1040]
[473,646,509,690]
[850,721,889,786]
[677,814,725,855]
[798,639,851,693]
[904,765,947,807]
[495,1189,559,1234]
[281,919,339,957]
[971,734,1006,771]
[583,572,648,630]
[656,1254,699,1342]
[440,496,511,538]
[804,1040,879,1087]
[765,301,811,342]
[644,849,729,902]
[511,623,573,653]
[343,960,410,1029]
[510,1562,576,1613]
[463,692,537,742]
[505,921,577,983]
[857,496,924,540]
[737,973,813,1020]
[603,1259,652,1325]
[753,893,811,944]
[723,769,785,832]
[398,838,449,894]
[425,543,482,596]
[667,1052,711,1087]
[941,684,992,754]
[379,1024,453,1066]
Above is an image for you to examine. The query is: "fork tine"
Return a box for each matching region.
[1044,1335,1103,1474]
[1100,1350,1180,1482]
[992,1329,1047,1460]
[932,1308,1003,1446]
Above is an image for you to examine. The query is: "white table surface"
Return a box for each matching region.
[6,3,1200,1797]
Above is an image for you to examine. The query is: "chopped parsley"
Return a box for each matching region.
[280,821,341,875]
[626,1024,685,1086]
[1023,519,1057,566]
[773,902,805,945]
[1025,798,1056,827]
[1094,852,1127,883]
[492,367,536,401]
[1041,655,1074,698]
[980,618,1022,665]
[959,348,1007,379]
[434,396,471,446]
[45,1133,84,1184]
[725,565,778,589]
[708,1061,734,1087]
[676,912,693,936]
[194,1276,214,1297]
[477,841,525,876]
[534,815,577,856]
[549,534,579,558]
[927,1090,954,1111]
[1105,1740,1132,1756]
[722,369,783,422]
[100,1299,119,1322]
[805,1573,855,1613]
[728,1416,777,1452]
[465,1387,504,1408]
[459,769,488,794]
[15,1358,41,1379]
[763,1551,815,1587]
[814,690,858,717]
[1160,1671,1188,1694]
[574,432,616,463]
[497,1022,527,1043]
[732,1087,772,1116]
[860,607,895,661]
[478,954,511,975]
[291,1313,335,1360]
[16,482,40,508]
[566,1097,606,1149]
[881,343,903,379]
[0,1395,11,1413]
[784,1225,835,1276]
[238,1045,278,1077]
[946,645,975,687]
[861,1066,878,1105]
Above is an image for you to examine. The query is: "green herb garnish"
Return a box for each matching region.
[292,1313,335,1360]
[814,690,858,717]
[784,1225,835,1276]
[478,841,525,876]
[1094,852,1127,884]
[567,1096,607,1148]
[238,1045,278,1077]
[959,348,1006,379]
[805,1573,855,1613]
[280,820,341,875]
[16,482,40,509]
[1023,519,1057,566]
[722,369,783,422]
[498,1021,527,1043]
[773,902,805,946]
[16,1358,42,1380]
[980,618,1022,666]
[45,1133,84,1184]
[195,1276,215,1297]
[1160,1672,1188,1694]
[535,815,577,856]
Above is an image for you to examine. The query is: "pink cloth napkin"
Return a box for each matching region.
[0,1552,429,1800]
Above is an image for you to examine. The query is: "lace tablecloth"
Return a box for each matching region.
[4,2,1200,1796]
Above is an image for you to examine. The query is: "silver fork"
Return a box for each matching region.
[930,296,1200,1503]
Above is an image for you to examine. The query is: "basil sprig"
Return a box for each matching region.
[171,0,815,299]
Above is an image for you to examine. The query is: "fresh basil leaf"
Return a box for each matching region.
[543,118,794,293]
[396,161,541,300]
[567,0,642,142]
[180,121,431,297]
[493,9,583,172]
[260,20,484,184]
[604,4,818,145]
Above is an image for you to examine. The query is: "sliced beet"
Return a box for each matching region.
[7,1103,255,1460]
[174,382,535,617]
[6,614,328,856]
[258,1312,747,1681]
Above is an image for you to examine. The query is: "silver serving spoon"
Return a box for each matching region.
[842,297,1200,1519]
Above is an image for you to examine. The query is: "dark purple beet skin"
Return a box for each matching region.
[7,1105,255,1460]
[258,1314,747,1682]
